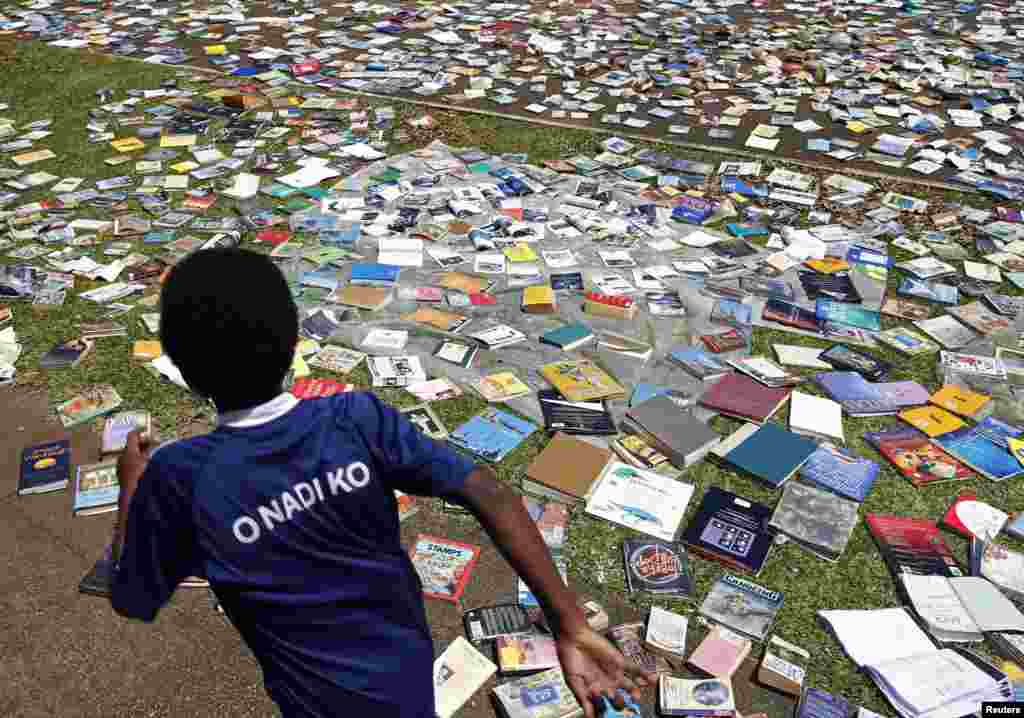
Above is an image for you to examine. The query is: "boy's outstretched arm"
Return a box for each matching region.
[456,467,656,718]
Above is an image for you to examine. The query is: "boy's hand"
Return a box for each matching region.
[557,626,656,718]
[112,430,153,561]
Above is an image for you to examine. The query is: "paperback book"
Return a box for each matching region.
[584,462,695,542]
[18,439,71,495]
[682,487,774,575]
[864,426,974,486]
[409,535,481,603]
[799,443,879,502]
[448,408,537,463]
[699,574,784,641]
[72,460,120,516]
[768,482,860,562]
[623,539,693,598]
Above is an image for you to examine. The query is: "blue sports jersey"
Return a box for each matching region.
[111,391,478,718]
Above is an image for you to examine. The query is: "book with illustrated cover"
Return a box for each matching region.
[611,433,672,471]
[727,356,802,388]
[56,384,123,428]
[496,635,559,674]
[913,315,979,350]
[814,299,881,331]
[813,372,929,417]
[668,347,730,381]
[540,358,625,403]
[608,622,672,675]
[659,676,735,717]
[939,351,1007,381]
[403,306,471,333]
[101,411,151,454]
[796,688,851,718]
[409,535,481,603]
[932,417,1024,481]
[39,337,93,369]
[688,625,750,679]
[469,323,528,349]
[395,490,420,522]
[758,635,809,696]
[896,278,959,305]
[448,408,537,463]
[434,636,497,718]
[290,378,355,398]
[946,301,1011,336]
[432,340,478,368]
[865,514,962,599]
[768,482,860,562]
[491,668,583,718]
[880,296,932,321]
[799,443,879,502]
[400,404,448,441]
[19,439,70,495]
[864,426,974,487]
[585,462,695,542]
[699,574,783,642]
[682,487,775,575]
[819,344,890,381]
[367,355,427,387]
[536,390,617,436]
[73,460,120,516]
[623,539,692,598]
[875,327,940,356]
[472,372,533,402]
[308,346,366,374]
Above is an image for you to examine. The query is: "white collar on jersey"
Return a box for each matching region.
[217,392,300,429]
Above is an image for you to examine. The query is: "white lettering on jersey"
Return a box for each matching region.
[231,462,373,544]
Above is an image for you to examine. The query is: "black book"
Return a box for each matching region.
[78,552,115,598]
[622,539,693,598]
[462,603,534,643]
[682,486,775,576]
[537,389,617,435]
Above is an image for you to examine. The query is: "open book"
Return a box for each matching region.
[901,574,1024,643]
[818,607,1012,718]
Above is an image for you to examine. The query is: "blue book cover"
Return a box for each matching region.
[719,422,819,488]
[448,408,537,463]
[798,688,851,718]
[847,246,892,268]
[814,372,929,415]
[73,461,120,514]
[668,347,730,380]
[350,262,400,285]
[539,322,593,350]
[815,299,882,331]
[934,417,1024,481]
[629,383,674,407]
[19,439,70,495]
[710,298,753,327]
[800,443,880,502]
[1006,512,1024,539]
[897,278,959,305]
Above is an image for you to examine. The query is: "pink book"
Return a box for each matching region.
[687,625,752,678]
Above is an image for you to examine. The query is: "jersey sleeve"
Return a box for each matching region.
[343,392,478,499]
[111,452,198,622]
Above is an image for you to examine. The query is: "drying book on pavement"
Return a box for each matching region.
[434,636,497,718]
[623,539,693,598]
[491,667,583,718]
[711,422,818,489]
[19,439,70,496]
[409,535,481,603]
[682,486,774,575]
[367,355,427,387]
[768,482,860,562]
[72,460,120,516]
[584,462,695,542]
[522,432,611,504]
[539,322,595,351]
[699,574,784,642]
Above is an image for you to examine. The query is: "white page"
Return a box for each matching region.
[901,575,982,641]
[817,607,935,667]
[949,576,1024,632]
[866,649,995,717]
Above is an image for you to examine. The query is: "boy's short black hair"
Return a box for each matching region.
[160,248,298,408]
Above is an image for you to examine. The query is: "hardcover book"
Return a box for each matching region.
[523,432,611,504]
[539,322,595,351]
[409,535,481,603]
[799,443,879,502]
[682,487,774,575]
[623,539,693,598]
[18,439,70,495]
[698,373,791,424]
[699,574,783,641]
[625,396,721,468]
[711,422,818,488]
[768,482,860,562]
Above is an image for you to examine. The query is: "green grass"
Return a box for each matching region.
[2,39,1023,714]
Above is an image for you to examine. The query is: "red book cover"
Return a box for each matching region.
[698,373,791,424]
[290,378,354,399]
[874,432,974,487]
[865,514,961,585]
[942,493,977,537]
[409,534,481,603]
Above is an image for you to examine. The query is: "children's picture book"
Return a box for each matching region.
[18,439,71,495]
[101,410,152,454]
[698,574,784,641]
[540,358,626,403]
[72,460,120,516]
[471,371,533,403]
[932,417,1024,481]
[495,635,560,674]
[584,462,695,542]
[682,487,774,576]
[447,408,537,463]
[56,384,123,428]
[799,443,879,502]
[409,535,481,603]
[865,426,974,486]
[400,404,448,441]
[622,539,693,598]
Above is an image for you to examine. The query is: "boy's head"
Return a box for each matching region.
[160,248,298,411]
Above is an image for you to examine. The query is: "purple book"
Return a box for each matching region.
[813,371,929,417]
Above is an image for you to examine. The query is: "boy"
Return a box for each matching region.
[111,248,652,718]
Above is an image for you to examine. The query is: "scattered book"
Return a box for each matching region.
[902,574,1024,643]
[585,461,695,542]
[865,514,961,599]
[78,544,116,597]
[611,432,672,471]
[56,384,123,428]
[799,443,879,502]
[79,321,127,340]
[522,432,611,504]
[875,327,940,356]
[659,676,736,718]
[470,323,528,349]
[758,635,809,696]
[101,410,151,454]
[699,574,783,642]
[698,373,791,424]
[361,328,409,351]
[683,487,775,575]
[645,605,689,664]
[539,322,594,351]
[623,539,693,598]
[409,535,481,603]
[308,345,366,374]
[788,391,844,444]
[932,417,1024,481]
[400,404,448,441]
[930,384,992,421]
[624,396,721,468]
[39,337,93,369]
[536,390,617,435]
[768,482,860,562]
[914,314,979,350]
[796,688,851,718]
[18,439,70,495]
[946,301,1011,336]
[332,285,392,311]
[818,344,890,381]
[540,358,626,402]
[434,636,497,718]
[898,405,966,437]
[771,344,832,370]
[711,422,818,488]
[366,355,427,387]
[496,635,559,674]
[668,347,731,381]
[491,667,583,718]
[72,460,120,516]
[462,603,533,643]
[727,355,802,388]
[432,340,478,368]
[814,372,929,417]
[688,625,751,680]
[608,622,672,675]
[448,408,537,463]
[522,284,557,314]
[472,371,533,402]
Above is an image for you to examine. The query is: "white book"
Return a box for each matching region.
[366,355,427,387]
[434,636,497,718]
[772,344,832,369]
[644,606,688,660]
[469,324,527,348]
[362,329,409,352]
[902,575,1024,643]
[377,237,423,267]
[789,391,844,444]
[584,461,695,542]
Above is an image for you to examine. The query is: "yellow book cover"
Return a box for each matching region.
[540,359,626,402]
[804,257,850,274]
[504,243,538,263]
[132,340,162,360]
[898,405,966,438]
[522,285,555,307]
[473,372,532,402]
[930,385,990,419]
[438,272,487,294]
[161,134,198,149]
[109,137,145,153]
[402,307,470,333]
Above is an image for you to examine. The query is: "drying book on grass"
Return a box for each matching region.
[539,358,625,402]
[688,625,751,680]
[645,605,689,664]
[698,373,791,424]
[522,432,611,504]
[409,535,481,603]
[434,636,497,718]
[448,408,537,463]
[865,514,962,602]
[931,417,1024,481]
[623,539,693,598]
[799,443,879,502]
[699,574,783,642]
[711,422,818,489]
[659,676,736,718]
[864,426,974,487]
[491,667,583,718]
[682,486,774,576]
[768,482,860,562]
[584,462,695,542]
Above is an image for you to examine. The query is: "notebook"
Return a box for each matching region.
[711,422,819,488]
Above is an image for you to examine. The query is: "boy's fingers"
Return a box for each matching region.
[565,675,594,718]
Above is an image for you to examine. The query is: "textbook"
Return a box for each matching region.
[711,422,818,489]
[448,408,537,463]
[540,358,625,403]
[898,405,965,438]
[19,439,70,495]
[799,443,879,502]
[768,482,860,562]
[434,636,497,718]
[523,432,611,504]
[623,539,693,598]
[585,462,695,542]
[72,460,120,516]
[930,385,992,421]
[409,535,481,603]
[682,487,774,576]
[699,574,783,641]
[698,373,791,424]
